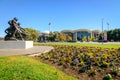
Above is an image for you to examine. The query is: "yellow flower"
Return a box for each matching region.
[88,53,94,57]
[103,53,109,58]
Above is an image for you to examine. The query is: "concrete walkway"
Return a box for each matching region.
[0,46,54,56]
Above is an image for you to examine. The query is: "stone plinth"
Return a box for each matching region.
[0,41,33,49]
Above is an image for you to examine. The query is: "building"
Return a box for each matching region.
[38,31,50,42]
[61,29,101,41]
[38,29,102,42]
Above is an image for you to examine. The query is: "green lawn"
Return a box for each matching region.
[0,56,77,80]
[34,42,120,48]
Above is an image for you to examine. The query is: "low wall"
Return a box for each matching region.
[0,41,33,49]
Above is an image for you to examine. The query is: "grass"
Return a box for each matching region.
[0,56,77,80]
[34,42,120,48]
[1,42,118,80]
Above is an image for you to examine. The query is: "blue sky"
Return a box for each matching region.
[0,0,120,37]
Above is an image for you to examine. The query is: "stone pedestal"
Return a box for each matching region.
[0,41,33,49]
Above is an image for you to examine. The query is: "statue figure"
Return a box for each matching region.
[4,17,28,41]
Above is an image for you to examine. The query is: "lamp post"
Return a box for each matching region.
[107,23,109,31]
[102,18,104,44]
[48,22,51,33]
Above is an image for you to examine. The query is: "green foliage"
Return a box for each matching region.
[88,37,93,41]
[82,36,87,41]
[66,36,72,41]
[53,31,60,41]
[111,69,118,76]
[92,37,96,41]
[103,74,113,80]
[58,33,66,41]
[98,33,104,40]
[89,69,97,76]
[88,37,96,41]
[109,63,114,67]
[48,32,72,42]
[47,32,56,41]
[24,28,40,41]
[47,32,68,42]
[0,56,77,80]
[107,28,120,41]
[71,61,77,66]
[100,61,109,68]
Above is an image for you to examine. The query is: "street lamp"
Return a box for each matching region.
[48,22,51,33]
[107,22,109,31]
[102,18,104,44]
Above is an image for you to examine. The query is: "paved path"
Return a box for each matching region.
[0,46,54,56]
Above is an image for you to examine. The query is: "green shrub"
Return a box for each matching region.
[89,69,97,76]
[82,36,87,42]
[101,61,109,68]
[111,69,118,76]
[98,68,102,72]
[109,63,114,67]
[103,74,113,80]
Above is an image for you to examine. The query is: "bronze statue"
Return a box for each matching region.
[4,17,28,41]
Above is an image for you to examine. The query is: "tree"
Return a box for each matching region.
[88,37,93,41]
[107,28,120,41]
[24,28,40,41]
[58,33,66,41]
[53,31,59,41]
[98,33,103,40]
[92,37,96,41]
[82,36,87,42]
[66,36,72,41]
[47,32,55,41]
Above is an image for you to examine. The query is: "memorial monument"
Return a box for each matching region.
[0,17,33,49]
[4,17,28,41]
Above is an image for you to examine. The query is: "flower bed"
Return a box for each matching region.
[38,45,120,80]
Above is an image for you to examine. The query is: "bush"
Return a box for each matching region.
[103,74,113,80]
[89,69,97,76]
[111,69,118,76]
[101,61,109,68]
[82,36,87,42]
